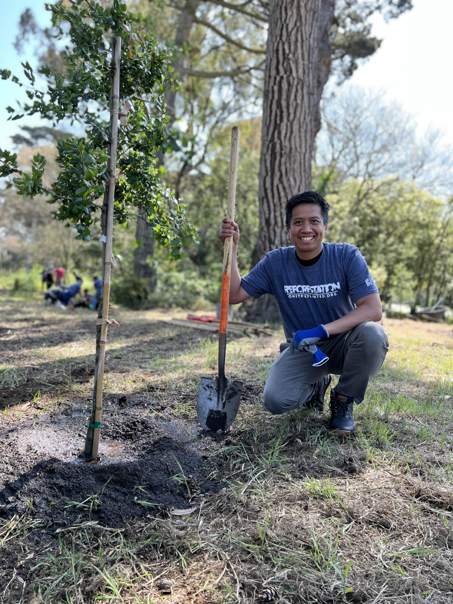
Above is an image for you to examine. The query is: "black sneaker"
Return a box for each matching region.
[279,341,290,353]
[328,391,355,434]
[306,375,331,414]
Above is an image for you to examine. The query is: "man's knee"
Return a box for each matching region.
[263,386,289,415]
[354,322,387,346]
[352,322,389,365]
[263,383,313,415]
[263,381,302,415]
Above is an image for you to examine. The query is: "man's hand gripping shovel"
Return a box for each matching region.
[196,127,242,432]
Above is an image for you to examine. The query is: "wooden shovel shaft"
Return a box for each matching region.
[218,127,239,381]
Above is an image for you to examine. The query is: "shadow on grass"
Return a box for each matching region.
[0,311,195,353]
[0,320,95,351]
[0,320,221,409]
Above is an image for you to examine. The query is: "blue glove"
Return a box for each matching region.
[306,344,330,367]
[293,325,329,350]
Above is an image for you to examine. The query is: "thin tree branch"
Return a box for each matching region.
[203,0,268,23]
[193,17,265,54]
[182,60,264,78]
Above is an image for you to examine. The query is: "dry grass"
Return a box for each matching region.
[0,294,452,603]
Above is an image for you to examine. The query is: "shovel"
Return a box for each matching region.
[197,127,242,432]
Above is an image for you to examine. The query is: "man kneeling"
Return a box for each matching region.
[219,191,388,435]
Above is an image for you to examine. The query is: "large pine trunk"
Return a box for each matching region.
[247,0,335,323]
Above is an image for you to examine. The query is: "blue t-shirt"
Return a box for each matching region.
[241,243,378,337]
[93,277,103,305]
[58,282,81,305]
[94,278,103,296]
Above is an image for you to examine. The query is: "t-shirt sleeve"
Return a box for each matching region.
[345,247,379,303]
[241,254,274,298]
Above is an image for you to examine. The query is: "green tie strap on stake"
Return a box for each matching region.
[88,421,102,429]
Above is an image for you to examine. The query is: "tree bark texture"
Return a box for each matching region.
[248,0,335,322]
[256,0,335,257]
[166,0,201,120]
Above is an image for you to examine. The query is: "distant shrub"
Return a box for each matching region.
[111,274,150,309]
[0,266,43,293]
[148,268,217,309]
[111,267,218,310]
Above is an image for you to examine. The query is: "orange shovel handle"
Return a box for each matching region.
[219,127,239,336]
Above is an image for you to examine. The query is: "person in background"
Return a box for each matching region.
[73,288,93,309]
[41,268,54,290]
[92,275,103,310]
[53,266,65,287]
[44,276,83,309]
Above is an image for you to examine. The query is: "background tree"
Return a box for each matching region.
[316,85,453,200]
[132,0,267,293]
[0,0,193,254]
[9,0,414,314]
[326,180,453,310]
[0,143,81,272]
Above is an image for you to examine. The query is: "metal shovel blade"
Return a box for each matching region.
[197,376,243,432]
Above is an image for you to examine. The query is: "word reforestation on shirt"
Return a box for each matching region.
[284,282,341,299]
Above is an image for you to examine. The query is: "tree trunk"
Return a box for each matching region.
[381,267,395,305]
[133,208,157,292]
[166,0,201,120]
[247,0,335,323]
[132,0,200,292]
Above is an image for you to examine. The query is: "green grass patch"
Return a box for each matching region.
[304,478,339,500]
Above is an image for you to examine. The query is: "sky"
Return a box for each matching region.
[0,1,51,148]
[349,0,453,144]
[0,0,452,148]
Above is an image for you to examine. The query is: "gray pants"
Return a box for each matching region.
[264,322,389,415]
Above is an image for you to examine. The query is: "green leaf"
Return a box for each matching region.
[0,149,18,177]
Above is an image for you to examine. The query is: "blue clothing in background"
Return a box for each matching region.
[241,243,378,338]
[57,282,82,305]
[92,277,103,309]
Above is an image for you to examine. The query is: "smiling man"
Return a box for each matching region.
[220,191,388,434]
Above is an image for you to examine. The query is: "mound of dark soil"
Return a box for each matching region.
[0,394,226,531]
[1,435,218,528]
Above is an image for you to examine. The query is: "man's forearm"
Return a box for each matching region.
[229,243,243,302]
[324,295,382,336]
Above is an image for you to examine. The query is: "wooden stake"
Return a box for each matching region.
[83,36,122,461]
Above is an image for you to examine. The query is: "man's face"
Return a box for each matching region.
[288,203,327,259]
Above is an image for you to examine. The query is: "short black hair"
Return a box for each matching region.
[285,191,330,228]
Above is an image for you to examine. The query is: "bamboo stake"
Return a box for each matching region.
[83,36,122,461]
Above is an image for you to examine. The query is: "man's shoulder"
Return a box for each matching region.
[325,241,357,252]
[249,247,294,276]
[324,242,359,260]
[265,246,294,261]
